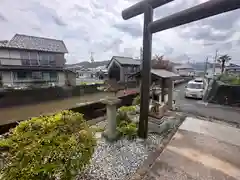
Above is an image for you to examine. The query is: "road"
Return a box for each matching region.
[174,83,240,124]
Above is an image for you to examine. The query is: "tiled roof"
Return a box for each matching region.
[151,69,179,78]
[129,69,179,79]
[3,34,68,53]
[0,40,8,47]
[113,56,141,66]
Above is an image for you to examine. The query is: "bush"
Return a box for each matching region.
[117,122,137,140]
[132,95,140,105]
[117,106,136,125]
[80,82,87,85]
[219,74,240,85]
[0,110,96,180]
[116,106,138,139]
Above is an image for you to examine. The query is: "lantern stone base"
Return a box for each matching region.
[101,97,121,142]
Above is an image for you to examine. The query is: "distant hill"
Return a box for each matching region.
[66,60,109,69]
[190,62,221,71]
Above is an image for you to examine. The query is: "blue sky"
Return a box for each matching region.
[0,0,239,64]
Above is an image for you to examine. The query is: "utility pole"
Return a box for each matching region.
[204,56,208,77]
[213,49,218,77]
[90,52,95,78]
[90,52,94,63]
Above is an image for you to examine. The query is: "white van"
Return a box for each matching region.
[185,78,206,99]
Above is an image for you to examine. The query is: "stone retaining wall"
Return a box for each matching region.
[205,80,240,106]
[0,84,101,108]
[0,78,188,108]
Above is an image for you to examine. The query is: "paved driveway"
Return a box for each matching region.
[175,83,240,124]
[143,117,240,180]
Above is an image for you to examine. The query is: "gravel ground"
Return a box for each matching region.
[78,133,163,180]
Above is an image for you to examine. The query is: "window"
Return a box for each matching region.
[32,72,42,79]
[187,83,204,89]
[20,51,30,66]
[14,72,28,80]
[50,72,58,81]
[29,52,39,66]
[49,54,56,66]
[39,53,49,66]
[21,59,30,66]
[43,72,50,81]
[30,59,39,66]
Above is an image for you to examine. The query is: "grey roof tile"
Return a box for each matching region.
[0,40,8,47]
[151,69,179,78]
[113,56,141,66]
[129,69,179,79]
[6,34,68,53]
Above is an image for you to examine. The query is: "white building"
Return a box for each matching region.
[173,64,195,76]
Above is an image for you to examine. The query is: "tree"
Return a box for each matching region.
[217,54,231,73]
[151,54,173,72]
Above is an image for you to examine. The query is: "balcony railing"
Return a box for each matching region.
[13,78,58,83]
[0,57,64,67]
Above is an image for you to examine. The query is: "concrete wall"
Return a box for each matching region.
[55,53,65,67]
[66,72,76,86]
[0,84,101,108]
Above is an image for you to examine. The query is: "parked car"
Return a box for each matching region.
[184,79,207,99]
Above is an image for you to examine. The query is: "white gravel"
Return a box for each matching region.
[78,133,163,180]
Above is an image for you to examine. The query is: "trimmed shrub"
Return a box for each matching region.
[0,110,96,180]
[117,106,136,125]
[116,106,138,139]
[117,122,137,140]
[132,95,140,105]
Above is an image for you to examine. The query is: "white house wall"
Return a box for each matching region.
[175,69,194,76]
[58,72,66,86]
[1,71,13,85]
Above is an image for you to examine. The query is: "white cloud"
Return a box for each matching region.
[0,0,239,64]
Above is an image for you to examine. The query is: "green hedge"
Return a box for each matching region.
[218,74,240,85]
[0,110,96,180]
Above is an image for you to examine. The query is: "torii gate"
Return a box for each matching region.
[122,0,240,139]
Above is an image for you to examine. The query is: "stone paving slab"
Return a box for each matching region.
[142,117,240,180]
[180,117,240,147]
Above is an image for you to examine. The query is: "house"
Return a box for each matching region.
[65,64,97,79]
[225,63,240,74]
[95,65,108,80]
[0,34,75,88]
[173,64,195,76]
[107,56,141,83]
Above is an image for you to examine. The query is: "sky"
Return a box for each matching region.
[0,0,239,64]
